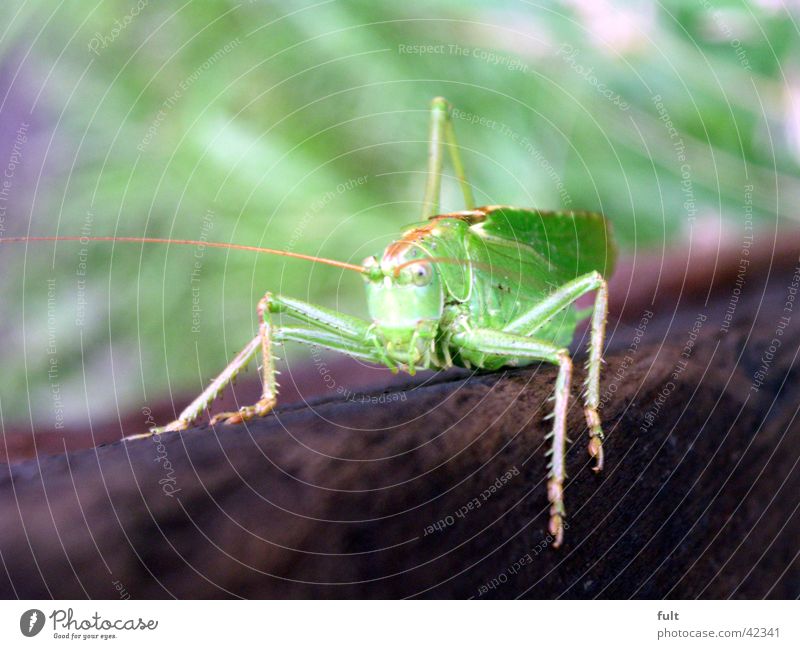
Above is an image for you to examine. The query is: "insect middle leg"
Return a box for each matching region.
[450,329,572,547]
[504,271,610,471]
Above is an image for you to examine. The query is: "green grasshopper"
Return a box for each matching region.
[2,98,615,547]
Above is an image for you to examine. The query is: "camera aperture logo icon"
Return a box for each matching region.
[20,609,46,637]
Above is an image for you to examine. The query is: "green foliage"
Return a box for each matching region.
[1,0,798,424]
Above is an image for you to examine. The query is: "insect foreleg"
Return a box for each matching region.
[127,335,263,438]
[278,328,382,362]
[209,325,390,426]
[421,97,474,218]
[134,294,378,437]
[207,293,380,426]
[451,329,571,548]
[504,271,610,472]
[208,293,280,426]
[266,293,374,338]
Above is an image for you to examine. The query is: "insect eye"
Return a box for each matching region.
[410,263,432,287]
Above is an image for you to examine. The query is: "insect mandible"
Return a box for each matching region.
[2,97,616,547]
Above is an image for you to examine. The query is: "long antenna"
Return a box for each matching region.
[0,236,366,273]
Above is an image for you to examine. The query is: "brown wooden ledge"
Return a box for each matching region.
[1,249,799,599]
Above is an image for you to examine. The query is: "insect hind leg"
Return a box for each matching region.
[421,97,475,218]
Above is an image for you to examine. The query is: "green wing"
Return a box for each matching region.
[468,206,617,286]
[408,207,616,309]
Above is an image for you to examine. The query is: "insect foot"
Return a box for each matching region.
[209,397,277,426]
[585,406,604,472]
[158,420,191,434]
[547,477,565,548]
[123,419,191,440]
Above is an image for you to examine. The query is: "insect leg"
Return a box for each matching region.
[136,294,377,436]
[585,278,609,472]
[278,328,385,361]
[504,271,609,471]
[421,97,474,218]
[208,293,380,425]
[451,328,571,548]
[129,335,263,438]
[209,294,280,426]
[260,293,388,367]
[149,291,287,433]
[259,293,374,337]
[440,100,475,210]
[503,271,603,335]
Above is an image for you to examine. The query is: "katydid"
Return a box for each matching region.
[1,97,615,547]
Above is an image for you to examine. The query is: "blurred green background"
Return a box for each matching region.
[1,0,798,429]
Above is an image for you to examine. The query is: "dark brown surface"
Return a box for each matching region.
[1,245,800,599]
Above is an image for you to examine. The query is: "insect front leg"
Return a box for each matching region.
[451,328,572,548]
[206,293,381,426]
[134,294,379,437]
[421,97,475,218]
[128,335,263,438]
[208,293,280,426]
[504,271,609,471]
[142,293,282,435]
